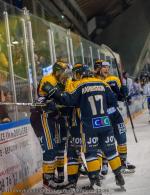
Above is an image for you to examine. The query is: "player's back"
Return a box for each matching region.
[79,78,108,116]
[71,77,112,130]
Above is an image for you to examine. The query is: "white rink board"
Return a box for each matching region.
[0,119,42,192]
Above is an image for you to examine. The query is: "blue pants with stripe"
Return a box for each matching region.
[30,111,56,163]
[39,112,56,164]
[109,109,127,145]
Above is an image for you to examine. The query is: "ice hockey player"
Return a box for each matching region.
[65,107,84,189]
[94,59,136,174]
[42,63,125,190]
[143,75,150,122]
[30,61,68,189]
[61,68,89,190]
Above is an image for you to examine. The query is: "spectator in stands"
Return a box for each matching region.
[122,72,134,104]
[143,76,150,122]
[0,44,8,71]
[0,87,11,123]
[133,77,143,97]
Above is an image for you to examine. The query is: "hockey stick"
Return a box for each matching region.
[0,101,74,109]
[100,44,138,143]
[0,100,55,107]
[0,102,45,106]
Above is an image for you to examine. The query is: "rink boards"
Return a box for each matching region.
[0,119,42,193]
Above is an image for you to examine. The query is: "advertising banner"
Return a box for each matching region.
[0,119,42,192]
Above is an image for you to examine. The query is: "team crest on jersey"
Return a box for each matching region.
[92,116,110,128]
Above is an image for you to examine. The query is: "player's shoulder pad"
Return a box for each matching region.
[81,77,111,88]
[65,79,82,93]
[105,75,121,87]
[41,73,58,87]
[93,76,111,88]
[65,77,111,94]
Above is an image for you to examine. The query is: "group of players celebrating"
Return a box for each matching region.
[30,60,136,192]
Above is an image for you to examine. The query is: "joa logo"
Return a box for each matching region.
[92,116,110,128]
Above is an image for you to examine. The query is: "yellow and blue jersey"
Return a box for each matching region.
[37,73,66,116]
[56,77,117,131]
[38,73,58,97]
[104,75,125,101]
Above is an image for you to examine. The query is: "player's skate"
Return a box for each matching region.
[121,161,136,174]
[57,179,77,190]
[82,175,101,191]
[43,180,58,195]
[57,180,77,194]
[115,172,126,191]
[54,175,64,183]
[43,173,58,194]
[99,172,105,180]
[43,179,58,189]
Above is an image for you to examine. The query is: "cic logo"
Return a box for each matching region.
[92,116,110,128]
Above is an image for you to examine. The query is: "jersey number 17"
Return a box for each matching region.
[88,95,104,115]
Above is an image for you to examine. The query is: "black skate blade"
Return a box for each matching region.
[120,186,126,192]
[59,188,100,195]
[43,183,58,190]
[121,169,135,174]
[81,185,102,195]
[59,188,76,195]
[54,178,64,183]
[114,185,126,192]
[56,184,70,190]
[57,182,76,190]
[43,186,75,195]
[114,186,126,192]
[82,185,94,190]
[99,174,105,180]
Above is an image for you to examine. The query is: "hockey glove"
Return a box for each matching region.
[120,85,128,97]
[42,82,57,98]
